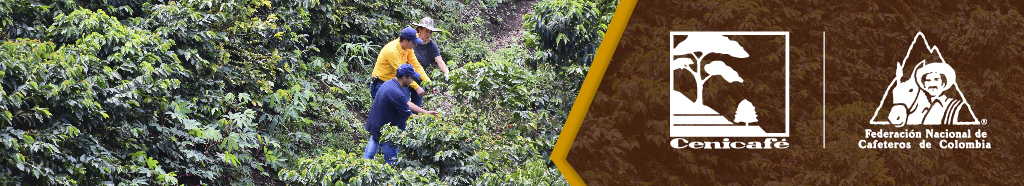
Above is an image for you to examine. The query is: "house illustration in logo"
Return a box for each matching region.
[669,32,790,137]
[870,32,979,125]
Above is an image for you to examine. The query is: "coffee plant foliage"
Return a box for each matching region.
[1,0,605,185]
[280,58,585,185]
[523,0,616,67]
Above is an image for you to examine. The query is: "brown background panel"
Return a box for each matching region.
[567,0,1024,185]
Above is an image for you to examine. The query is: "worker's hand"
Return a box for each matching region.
[424,110,439,117]
[416,87,425,97]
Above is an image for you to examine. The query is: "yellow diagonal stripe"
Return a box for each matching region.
[551,0,637,185]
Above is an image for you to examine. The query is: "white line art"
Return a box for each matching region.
[669,31,790,137]
[870,32,980,126]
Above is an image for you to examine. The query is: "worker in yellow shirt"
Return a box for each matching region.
[369,27,431,108]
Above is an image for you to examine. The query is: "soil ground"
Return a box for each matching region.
[482,0,537,51]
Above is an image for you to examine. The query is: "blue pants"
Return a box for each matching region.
[370,81,423,107]
[362,133,399,165]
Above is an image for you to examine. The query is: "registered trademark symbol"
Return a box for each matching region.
[981,119,987,125]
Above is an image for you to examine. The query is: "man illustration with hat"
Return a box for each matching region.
[412,17,450,75]
[363,64,440,164]
[890,61,973,125]
[907,62,970,124]
[370,27,431,107]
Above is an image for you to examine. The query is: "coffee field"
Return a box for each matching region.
[0,0,617,185]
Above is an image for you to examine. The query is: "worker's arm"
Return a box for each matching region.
[406,52,428,95]
[435,56,449,74]
[407,101,438,116]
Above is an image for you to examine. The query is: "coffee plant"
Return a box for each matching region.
[280,58,585,185]
[1,0,608,185]
[522,0,616,67]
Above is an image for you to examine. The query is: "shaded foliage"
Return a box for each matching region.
[522,0,614,67]
[281,59,585,185]
[2,0,607,185]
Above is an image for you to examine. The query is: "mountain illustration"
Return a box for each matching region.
[869,32,979,125]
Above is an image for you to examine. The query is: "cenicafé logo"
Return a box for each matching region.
[668,31,790,149]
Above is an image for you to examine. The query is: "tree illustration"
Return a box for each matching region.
[671,34,748,105]
[734,99,758,126]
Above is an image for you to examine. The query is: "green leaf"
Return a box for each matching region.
[146,157,159,169]
[130,151,146,160]
[33,107,51,116]
[225,153,239,166]
[2,111,11,121]
[238,93,251,103]
[66,126,80,137]
[22,135,35,144]
[157,172,178,185]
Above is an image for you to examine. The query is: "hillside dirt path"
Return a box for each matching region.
[482,0,537,51]
[454,0,537,51]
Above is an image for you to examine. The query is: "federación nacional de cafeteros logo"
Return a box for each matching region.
[668,32,791,149]
[870,32,981,126]
[859,32,989,150]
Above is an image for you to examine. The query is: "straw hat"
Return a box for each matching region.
[412,17,443,32]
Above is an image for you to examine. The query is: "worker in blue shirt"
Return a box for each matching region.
[363,64,439,165]
[412,17,450,75]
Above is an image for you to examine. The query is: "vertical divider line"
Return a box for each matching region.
[822,32,827,149]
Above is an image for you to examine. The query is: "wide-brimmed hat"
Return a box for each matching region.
[914,62,955,90]
[412,17,443,32]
